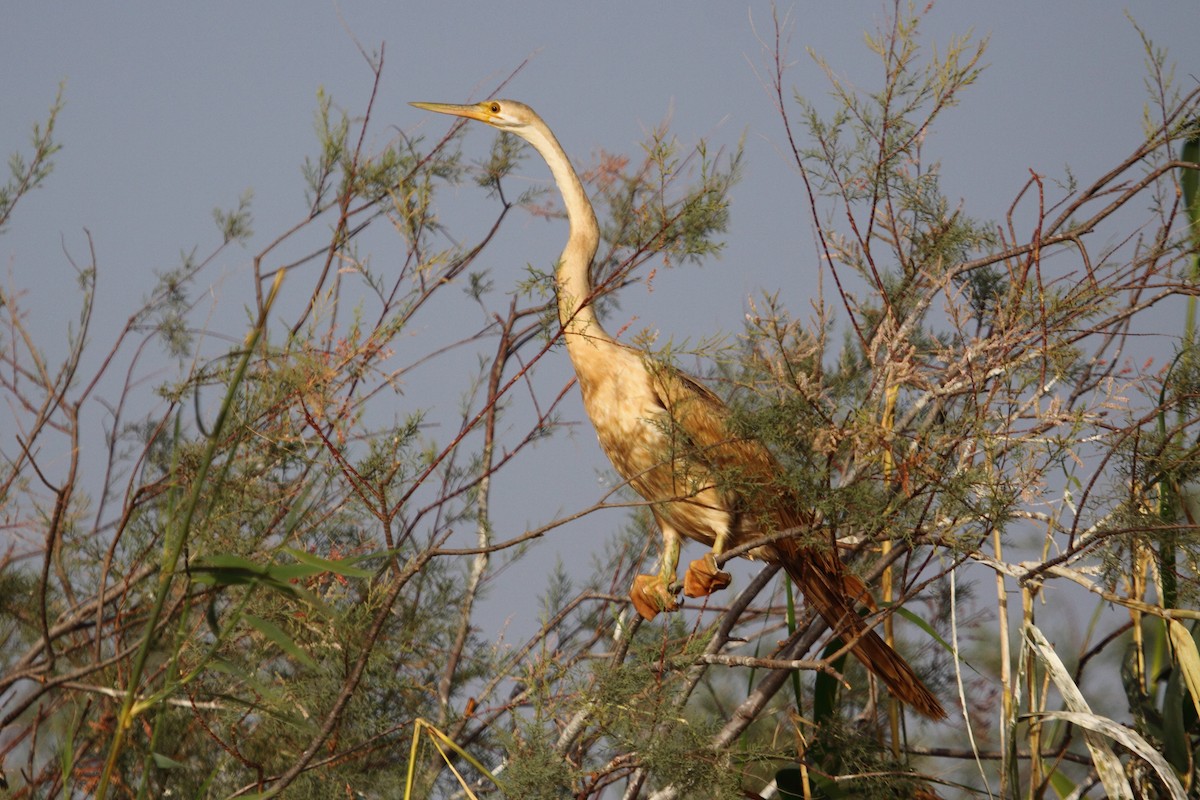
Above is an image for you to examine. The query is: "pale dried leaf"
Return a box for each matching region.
[1168,619,1200,721]
[1023,624,1132,800]
[1027,711,1187,800]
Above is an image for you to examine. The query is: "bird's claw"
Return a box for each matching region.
[630,574,681,620]
[683,553,732,598]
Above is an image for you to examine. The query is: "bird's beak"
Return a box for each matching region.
[409,101,496,124]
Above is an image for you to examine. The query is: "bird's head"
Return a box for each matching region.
[409,99,539,134]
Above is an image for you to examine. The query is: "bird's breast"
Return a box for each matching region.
[574,351,664,479]
[570,344,731,546]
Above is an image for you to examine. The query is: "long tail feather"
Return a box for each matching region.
[778,542,947,720]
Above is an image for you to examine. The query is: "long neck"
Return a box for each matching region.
[520,122,609,343]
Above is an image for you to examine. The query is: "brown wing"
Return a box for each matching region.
[646,360,828,550]
[647,360,947,719]
[645,360,783,516]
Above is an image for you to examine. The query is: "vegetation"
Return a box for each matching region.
[1,5,1197,797]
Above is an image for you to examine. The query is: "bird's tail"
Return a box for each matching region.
[777,540,947,720]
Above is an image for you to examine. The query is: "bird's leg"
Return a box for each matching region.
[683,528,733,598]
[630,522,683,620]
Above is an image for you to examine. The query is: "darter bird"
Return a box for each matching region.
[411,99,945,720]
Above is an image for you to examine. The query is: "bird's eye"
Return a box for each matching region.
[489,102,501,113]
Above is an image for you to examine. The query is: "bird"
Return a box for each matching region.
[410,99,946,720]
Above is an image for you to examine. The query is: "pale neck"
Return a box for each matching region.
[520,122,607,342]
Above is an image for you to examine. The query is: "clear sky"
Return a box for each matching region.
[6,3,1194,343]
[3,2,1196,631]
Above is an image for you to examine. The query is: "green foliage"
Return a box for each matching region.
[302,86,350,212]
[0,82,63,233]
[213,188,254,244]
[587,643,742,799]
[494,721,576,799]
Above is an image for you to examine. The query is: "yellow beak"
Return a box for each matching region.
[409,101,496,123]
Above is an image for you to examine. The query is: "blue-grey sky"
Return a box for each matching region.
[4,3,1195,632]
[7,3,1194,342]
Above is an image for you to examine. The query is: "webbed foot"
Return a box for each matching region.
[630,573,681,620]
[683,553,732,598]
